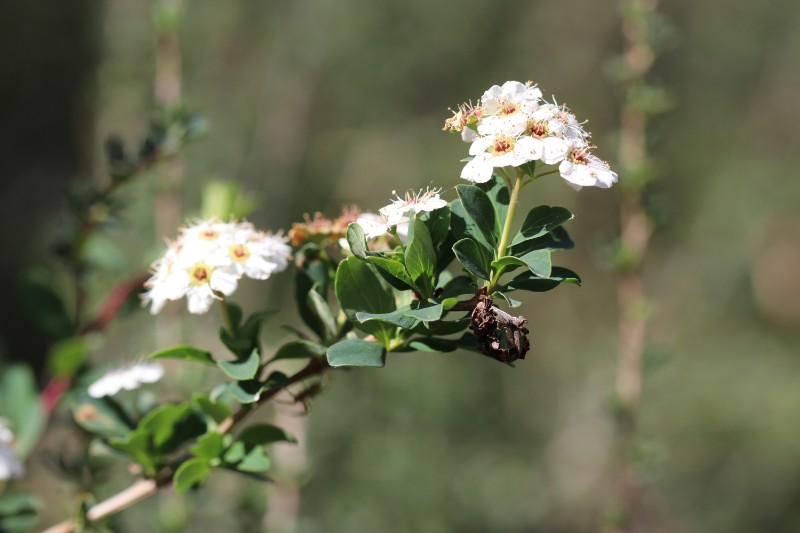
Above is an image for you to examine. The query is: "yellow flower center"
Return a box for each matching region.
[189,263,213,286]
[199,228,219,240]
[528,121,548,138]
[569,150,589,165]
[229,244,251,263]
[499,100,518,116]
[490,135,515,156]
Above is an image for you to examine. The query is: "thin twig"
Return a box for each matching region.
[612,0,660,530]
[41,358,329,533]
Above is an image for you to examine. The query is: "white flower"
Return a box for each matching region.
[246,232,292,275]
[354,189,447,240]
[88,362,164,398]
[355,213,391,240]
[179,219,235,250]
[0,419,24,480]
[558,147,618,189]
[378,188,448,225]
[0,444,24,480]
[462,134,544,183]
[448,80,617,189]
[141,241,187,314]
[143,218,291,315]
[0,419,13,445]
[176,260,240,315]
[477,81,543,138]
[481,81,542,119]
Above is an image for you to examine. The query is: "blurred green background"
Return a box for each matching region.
[2,0,800,531]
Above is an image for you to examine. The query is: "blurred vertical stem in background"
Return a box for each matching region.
[153,0,185,346]
[611,0,670,530]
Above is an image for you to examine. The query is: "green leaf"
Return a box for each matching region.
[511,206,573,245]
[405,301,443,321]
[367,255,416,291]
[490,256,528,279]
[225,303,244,330]
[236,447,272,472]
[72,395,133,439]
[217,350,260,380]
[238,424,296,446]
[306,289,337,342]
[0,492,41,533]
[230,310,277,356]
[219,328,255,358]
[174,457,212,493]
[493,291,523,308]
[550,266,581,285]
[478,175,510,224]
[107,430,157,474]
[501,267,581,292]
[335,257,396,347]
[270,340,327,363]
[46,337,90,377]
[214,380,264,404]
[356,306,417,329]
[191,432,225,459]
[520,249,552,277]
[0,365,46,458]
[419,205,451,251]
[327,338,386,368]
[450,199,494,252]
[150,344,215,365]
[456,185,498,245]
[295,250,332,340]
[191,393,232,424]
[405,337,463,352]
[346,222,368,259]
[264,371,290,389]
[417,318,471,336]
[223,424,293,474]
[440,276,477,299]
[404,216,437,297]
[452,238,491,280]
[139,403,205,452]
[20,275,74,339]
[223,441,246,463]
[509,226,574,256]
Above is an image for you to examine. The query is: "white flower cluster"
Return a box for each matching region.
[447,80,618,189]
[88,362,165,398]
[0,418,24,480]
[357,188,447,239]
[143,218,292,315]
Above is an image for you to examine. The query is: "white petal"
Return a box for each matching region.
[461,157,494,183]
[461,128,479,143]
[88,376,120,398]
[468,136,494,156]
[132,364,164,384]
[514,136,544,162]
[210,269,240,296]
[559,161,599,187]
[541,137,570,165]
[358,217,390,239]
[187,287,214,314]
[244,257,278,280]
[501,80,527,97]
[0,444,25,480]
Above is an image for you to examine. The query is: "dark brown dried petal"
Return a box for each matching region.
[469,287,530,363]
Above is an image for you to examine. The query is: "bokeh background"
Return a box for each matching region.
[2,0,800,531]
